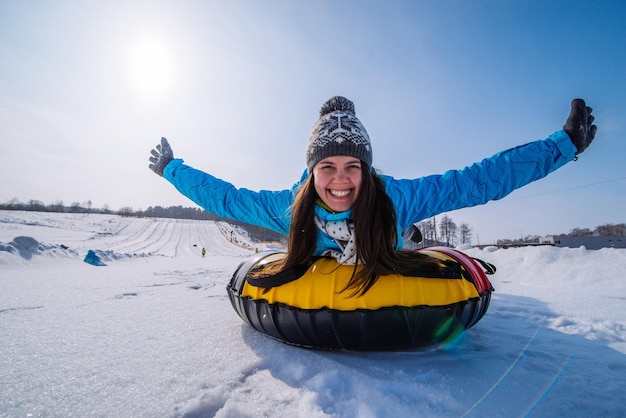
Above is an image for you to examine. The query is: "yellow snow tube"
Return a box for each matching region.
[227,247,494,350]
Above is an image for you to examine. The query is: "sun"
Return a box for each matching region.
[126,35,175,102]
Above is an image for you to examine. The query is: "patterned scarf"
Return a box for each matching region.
[314,215,357,265]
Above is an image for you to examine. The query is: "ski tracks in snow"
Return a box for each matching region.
[77,215,252,258]
[0,211,255,268]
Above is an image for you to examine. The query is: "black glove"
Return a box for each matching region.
[402,224,423,244]
[148,137,174,176]
[563,98,597,155]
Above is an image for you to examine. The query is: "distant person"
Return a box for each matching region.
[149,96,596,294]
[201,247,206,258]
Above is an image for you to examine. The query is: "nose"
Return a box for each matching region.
[334,168,349,182]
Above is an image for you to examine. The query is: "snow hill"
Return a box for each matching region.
[1,210,625,417]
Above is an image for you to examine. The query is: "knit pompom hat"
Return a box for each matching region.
[306,96,372,173]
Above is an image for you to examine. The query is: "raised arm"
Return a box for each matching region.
[389,99,597,229]
[148,138,293,234]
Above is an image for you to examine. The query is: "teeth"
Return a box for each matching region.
[330,190,350,197]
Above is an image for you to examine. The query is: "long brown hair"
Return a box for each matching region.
[262,163,440,295]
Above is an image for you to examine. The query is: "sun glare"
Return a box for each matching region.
[126,35,175,102]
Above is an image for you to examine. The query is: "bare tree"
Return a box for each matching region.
[459,223,472,244]
[439,215,457,246]
[28,199,46,211]
[417,219,436,243]
[49,200,64,212]
[118,206,135,217]
[569,227,593,236]
[595,223,626,236]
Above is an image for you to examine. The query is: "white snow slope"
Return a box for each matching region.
[1,210,625,418]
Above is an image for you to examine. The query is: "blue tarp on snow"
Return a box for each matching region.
[83,249,107,266]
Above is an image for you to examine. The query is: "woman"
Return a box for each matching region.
[148,96,596,295]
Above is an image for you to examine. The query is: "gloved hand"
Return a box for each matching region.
[402,224,423,244]
[563,98,597,155]
[148,137,174,176]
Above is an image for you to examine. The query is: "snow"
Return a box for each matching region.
[1,210,625,417]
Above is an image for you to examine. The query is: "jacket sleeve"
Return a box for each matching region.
[386,130,578,229]
[162,160,293,234]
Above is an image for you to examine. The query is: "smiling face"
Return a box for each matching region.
[313,156,363,212]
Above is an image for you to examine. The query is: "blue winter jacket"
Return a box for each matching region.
[163,130,576,252]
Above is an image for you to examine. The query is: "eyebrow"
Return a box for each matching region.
[319,158,361,165]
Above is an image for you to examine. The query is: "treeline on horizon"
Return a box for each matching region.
[1,198,624,245]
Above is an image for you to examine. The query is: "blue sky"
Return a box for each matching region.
[1,0,625,244]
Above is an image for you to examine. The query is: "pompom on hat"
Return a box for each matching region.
[306,96,372,172]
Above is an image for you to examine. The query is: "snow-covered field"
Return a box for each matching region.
[1,210,625,417]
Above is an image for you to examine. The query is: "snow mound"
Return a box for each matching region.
[83,248,153,266]
[0,235,77,264]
